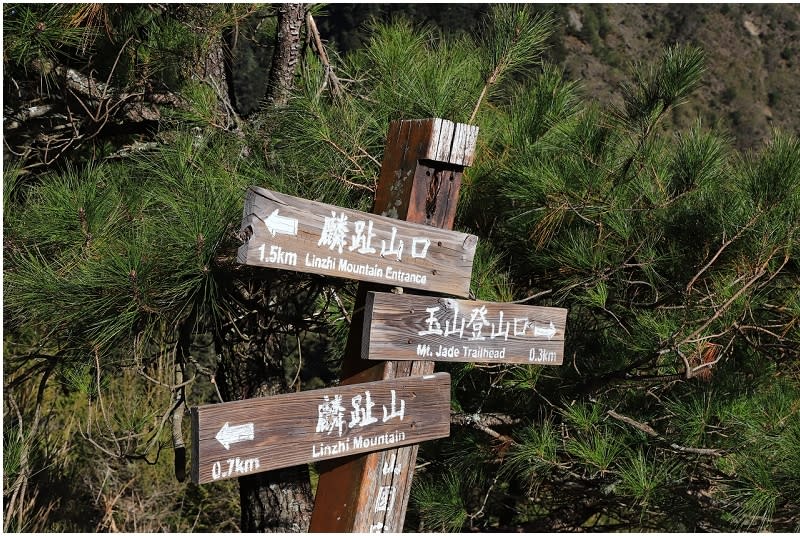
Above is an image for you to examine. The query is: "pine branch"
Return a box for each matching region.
[508,289,553,304]
[470,6,552,123]
[679,246,781,349]
[30,58,184,123]
[686,211,762,293]
[607,410,723,457]
[4,104,56,130]
[451,411,519,444]
[306,13,342,99]
[470,74,495,125]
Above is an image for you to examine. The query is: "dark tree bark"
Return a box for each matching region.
[264,3,307,107]
[207,4,313,531]
[214,273,318,532]
[239,467,313,532]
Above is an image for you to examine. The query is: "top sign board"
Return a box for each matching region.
[363,292,568,365]
[237,187,477,297]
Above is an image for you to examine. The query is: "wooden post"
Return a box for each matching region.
[310,118,478,533]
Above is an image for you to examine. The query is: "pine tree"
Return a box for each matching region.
[4,3,799,532]
[3,3,320,531]
[410,36,800,535]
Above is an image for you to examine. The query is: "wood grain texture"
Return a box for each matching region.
[237,186,477,297]
[310,118,478,533]
[364,292,567,365]
[190,373,450,485]
[425,118,478,165]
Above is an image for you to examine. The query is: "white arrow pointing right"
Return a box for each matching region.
[533,321,558,340]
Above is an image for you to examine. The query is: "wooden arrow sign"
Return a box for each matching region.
[190,373,451,484]
[363,292,568,365]
[237,187,478,297]
[311,118,479,533]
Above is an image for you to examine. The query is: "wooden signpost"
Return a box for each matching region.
[237,187,477,297]
[190,373,450,485]
[189,117,569,533]
[363,292,567,365]
[310,118,479,533]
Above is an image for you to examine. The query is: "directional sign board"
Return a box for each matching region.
[190,373,451,484]
[363,292,568,365]
[237,187,478,297]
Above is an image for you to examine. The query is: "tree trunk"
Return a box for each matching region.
[202,35,240,130]
[214,275,315,533]
[228,4,313,532]
[264,3,306,107]
[239,467,313,532]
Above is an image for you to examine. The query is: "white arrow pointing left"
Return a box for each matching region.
[216,422,255,450]
[264,209,298,237]
[533,321,558,340]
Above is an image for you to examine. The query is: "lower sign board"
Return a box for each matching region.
[363,292,568,365]
[237,187,478,297]
[190,373,451,484]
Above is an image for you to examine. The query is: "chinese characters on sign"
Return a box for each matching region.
[237,187,477,297]
[316,389,405,437]
[363,292,568,365]
[190,373,450,484]
[311,388,409,459]
[318,210,431,261]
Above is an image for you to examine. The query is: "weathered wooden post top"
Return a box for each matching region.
[189,118,568,533]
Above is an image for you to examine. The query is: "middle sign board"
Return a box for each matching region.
[363,292,568,365]
[237,186,478,297]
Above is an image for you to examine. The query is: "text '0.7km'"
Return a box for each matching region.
[190,373,451,484]
[237,187,478,298]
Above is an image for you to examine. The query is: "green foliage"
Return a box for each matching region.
[665,390,718,447]
[164,81,220,126]
[615,44,706,131]
[499,363,543,391]
[411,469,469,532]
[667,122,728,198]
[561,400,604,433]
[2,425,27,492]
[414,7,798,530]
[3,4,89,67]
[615,450,677,508]
[364,20,481,121]
[711,378,800,530]
[469,243,514,302]
[565,430,623,474]
[5,130,255,350]
[739,132,800,217]
[477,5,554,101]
[504,420,559,482]
[724,457,780,531]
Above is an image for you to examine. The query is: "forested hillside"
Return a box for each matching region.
[3,4,799,532]
[317,4,800,151]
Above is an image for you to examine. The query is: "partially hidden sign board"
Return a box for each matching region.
[237,187,478,297]
[190,373,451,484]
[363,292,568,365]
